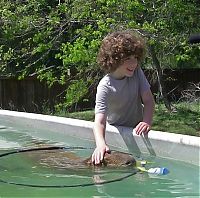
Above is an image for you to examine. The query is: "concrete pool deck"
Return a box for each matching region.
[0,110,199,166]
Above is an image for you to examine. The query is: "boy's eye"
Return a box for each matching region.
[124,57,131,61]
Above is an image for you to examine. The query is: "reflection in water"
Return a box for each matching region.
[0,125,58,150]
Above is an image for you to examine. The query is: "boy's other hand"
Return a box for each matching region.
[134,122,150,135]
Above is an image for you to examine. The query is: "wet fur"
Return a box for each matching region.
[37,150,136,169]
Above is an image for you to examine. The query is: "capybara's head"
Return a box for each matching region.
[85,151,136,167]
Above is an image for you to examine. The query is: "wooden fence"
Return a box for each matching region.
[0,69,199,113]
[0,77,67,113]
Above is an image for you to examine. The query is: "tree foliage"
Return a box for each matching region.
[0,0,199,110]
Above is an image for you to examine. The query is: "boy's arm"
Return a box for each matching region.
[135,89,155,135]
[92,113,110,164]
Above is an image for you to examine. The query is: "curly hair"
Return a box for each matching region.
[97,30,146,73]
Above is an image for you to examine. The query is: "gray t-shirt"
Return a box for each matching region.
[95,67,150,127]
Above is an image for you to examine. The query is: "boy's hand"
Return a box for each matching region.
[135,122,150,135]
[92,145,110,165]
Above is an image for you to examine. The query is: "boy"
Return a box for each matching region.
[92,30,155,165]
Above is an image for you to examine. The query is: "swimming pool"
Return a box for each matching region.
[0,110,199,197]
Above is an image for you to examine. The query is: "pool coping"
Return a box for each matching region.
[0,110,199,166]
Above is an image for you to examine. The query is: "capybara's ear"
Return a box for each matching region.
[103,152,111,159]
[106,150,111,154]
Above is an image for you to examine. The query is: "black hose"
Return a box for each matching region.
[0,146,137,188]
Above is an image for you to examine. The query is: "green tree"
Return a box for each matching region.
[0,0,199,111]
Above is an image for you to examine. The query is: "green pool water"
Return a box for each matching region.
[0,124,199,198]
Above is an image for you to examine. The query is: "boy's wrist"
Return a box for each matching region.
[142,118,153,127]
[142,120,151,127]
[96,141,107,148]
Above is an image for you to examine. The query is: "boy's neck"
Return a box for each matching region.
[109,71,125,80]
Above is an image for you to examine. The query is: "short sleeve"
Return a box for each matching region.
[95,83,109,115]
[138,68,150,94]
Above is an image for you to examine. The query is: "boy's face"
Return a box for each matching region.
[114,56,138,78]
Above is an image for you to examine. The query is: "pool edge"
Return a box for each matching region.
[0,110,199,166]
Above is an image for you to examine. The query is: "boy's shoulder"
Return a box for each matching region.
[98,74,111,87]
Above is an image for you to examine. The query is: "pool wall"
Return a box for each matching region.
[0,110,199,166]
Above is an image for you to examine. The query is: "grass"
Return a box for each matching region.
[53,102,200,137]
[152,102,200,136]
